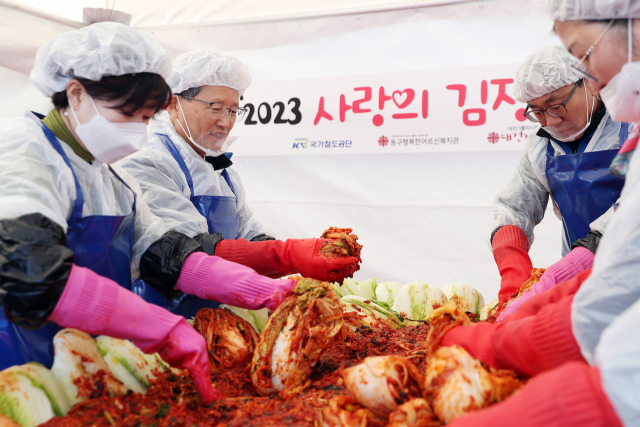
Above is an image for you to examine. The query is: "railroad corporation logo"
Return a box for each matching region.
[378,136,389,147]
[487,132,500,144]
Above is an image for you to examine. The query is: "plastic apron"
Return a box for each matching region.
[545,123,628,247]
[129,133,240,318]
[0,116,136,370]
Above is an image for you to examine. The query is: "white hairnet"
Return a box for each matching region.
[547,0,640,21]
[167,50,252,96]
[513,45,581,103]
[30,22,172,97]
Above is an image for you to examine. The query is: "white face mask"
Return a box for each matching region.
[600,20,640,122]
[544,83,596,142]
[174,96,235,157]
[69,97,148,164]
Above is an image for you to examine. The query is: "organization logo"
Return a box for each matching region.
[293,138,309,148]
[487,132,500,144]
[292,138,353,149]
[378,136,389,147]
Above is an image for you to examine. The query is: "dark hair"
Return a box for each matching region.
[51,72,172,116]
[176,86,202,99]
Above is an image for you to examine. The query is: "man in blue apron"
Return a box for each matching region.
[490,45,630,306]
[120,50,361,319]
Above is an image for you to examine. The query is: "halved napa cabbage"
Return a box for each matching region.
[392,281,447,321]
[356,277,377,301]
[51,329,129,406]
[375,282,403,307]
[0,367,55,427]
[331,282,345,299]
[96,336,164,393]
[24,363,71,416]
[440,283,485,315]
[342,278,360,297]
[480,298,499,321]
[219,305,270,334]
[341,295,404,328]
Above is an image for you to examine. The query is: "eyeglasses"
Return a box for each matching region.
[571,19,615,81]
[180,95,246,121]
[523,80,582,123]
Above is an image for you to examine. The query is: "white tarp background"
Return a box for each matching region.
[0,0,564,302]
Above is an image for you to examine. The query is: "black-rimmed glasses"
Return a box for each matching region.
[180,95,246,121]
[523,80,582,123]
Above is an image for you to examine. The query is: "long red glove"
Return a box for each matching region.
[441,293,586,377]
[448,362,623,427]
[214,238,358,282]
[49,265,220,404]
[492,225,533,305]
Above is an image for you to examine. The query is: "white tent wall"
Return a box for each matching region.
[0,0,565,300]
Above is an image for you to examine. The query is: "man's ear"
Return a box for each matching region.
[166,94,179,115]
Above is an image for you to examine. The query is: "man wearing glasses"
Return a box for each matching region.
[490,45,630,311]
[120,50,359,318]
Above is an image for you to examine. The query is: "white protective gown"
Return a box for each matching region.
[491,112,624,255]
[118,112,272,240]
[0,112,166,279]
[572,132,640,364]
[595,296,640,427]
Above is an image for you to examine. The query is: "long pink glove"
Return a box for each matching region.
[175,252,297,311]
[497,247,594,322]
[49,265,220,404]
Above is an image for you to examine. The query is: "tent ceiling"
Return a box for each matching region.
[0,0,505,75]
[1,0,491,28]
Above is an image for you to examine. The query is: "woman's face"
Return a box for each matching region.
[555,20,640,93]
[65,79,157,127]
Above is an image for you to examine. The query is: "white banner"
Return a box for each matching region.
[233,63,540,156]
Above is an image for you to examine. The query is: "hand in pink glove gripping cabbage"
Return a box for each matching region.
[497,247,594,322]
[49,265,221,404]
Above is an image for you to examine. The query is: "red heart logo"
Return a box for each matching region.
[392,89,415,109]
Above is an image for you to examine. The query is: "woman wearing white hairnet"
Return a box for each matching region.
[490,44,630,316]
[0,24,300,404]
[436,2,640,426]
[119,50,360,318]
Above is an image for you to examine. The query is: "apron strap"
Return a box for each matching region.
[619,122,630,144]
[34,115,84,220]
[220,169,237,196]
[157,133,195,199]
[108,166,137,212]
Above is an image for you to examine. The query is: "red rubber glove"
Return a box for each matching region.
[215,238,359,282]
[441,294,584,377]
[492,225,533,305]
[49,265,220,404]
[448,362,623,427]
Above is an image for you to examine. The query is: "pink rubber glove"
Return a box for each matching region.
[175,252,297,311]
[497,247,594,322]
[49,265,220,404]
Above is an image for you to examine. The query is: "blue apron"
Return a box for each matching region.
[129,133,240,318]
[0,116,136,370]
[545,123,628,247]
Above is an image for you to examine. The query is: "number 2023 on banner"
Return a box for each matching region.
[241,97,302,125]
